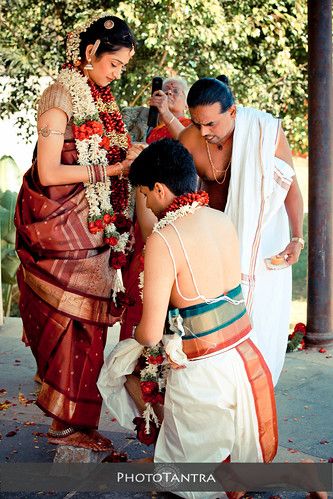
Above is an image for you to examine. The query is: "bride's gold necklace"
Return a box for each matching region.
[205,141,231,185]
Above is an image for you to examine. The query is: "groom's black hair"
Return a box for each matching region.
[187,76,235,113]
[129,138,197,195]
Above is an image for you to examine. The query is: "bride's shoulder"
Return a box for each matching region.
[37,82,73,121]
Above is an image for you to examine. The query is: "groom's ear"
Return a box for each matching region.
[154,182,164,197]
[229,104,236,118]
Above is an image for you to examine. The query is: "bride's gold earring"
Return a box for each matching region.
[85,58,93,70]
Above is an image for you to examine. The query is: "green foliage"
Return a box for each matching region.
[0,187,19,316]
[292,213,308,301]
[0,0,307,151]
[286,330,304,352]
[0,155,22,192]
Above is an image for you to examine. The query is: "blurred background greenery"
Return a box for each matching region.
[1,0,307,151]
[0,156,22,317]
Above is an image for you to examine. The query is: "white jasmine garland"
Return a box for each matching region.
[138,268,144,301]
[57,66,132,262]
[138,202,201,303]
[141,364,159,377]
[153,202,200,233]
[115,232,130,253]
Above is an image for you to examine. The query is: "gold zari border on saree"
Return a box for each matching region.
[23,268,112,325]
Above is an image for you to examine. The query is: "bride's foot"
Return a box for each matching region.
[48,430,111,452]
[85,429,113,448]
[306,493,328,499]
[47,423,113,452]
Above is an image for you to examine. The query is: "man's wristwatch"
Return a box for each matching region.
[291,237,305,249]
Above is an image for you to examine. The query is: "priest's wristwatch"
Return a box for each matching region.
[291,237,305,249]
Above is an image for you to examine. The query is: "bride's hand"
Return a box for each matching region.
[126,143,146,162]
[106,161,131,178]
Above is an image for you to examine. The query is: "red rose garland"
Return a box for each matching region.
[132,345,168,446]
[133,192,210,446]
[159,190,209,219]
[60,65,133,270]
[287,322,306,351]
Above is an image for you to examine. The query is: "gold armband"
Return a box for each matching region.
[38,125,65,137]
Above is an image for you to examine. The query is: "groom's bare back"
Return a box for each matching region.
[139,206,241,345]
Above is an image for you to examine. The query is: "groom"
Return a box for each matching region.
[126,139,277,492]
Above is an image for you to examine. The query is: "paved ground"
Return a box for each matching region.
[1,317,332,498]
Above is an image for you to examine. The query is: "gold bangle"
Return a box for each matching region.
[291,237,305,249]
[86,165,93,184]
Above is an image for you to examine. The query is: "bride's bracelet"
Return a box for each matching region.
[86,164,107,184]
[106,162,123,178]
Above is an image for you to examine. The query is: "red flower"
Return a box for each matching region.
[73,120,103,140]
[140,381,159,403]
[95,219,104,229]
[108,237,118,247]
[116,213,131,231]
[115,291,135,307]
[111,253,127,269]
[294,322,306,334]
[133,417,159,446]
[103,213,112,224]
[140,381,158,395]
[100,136,111,150]
[147,354,164,365]
[154,392,165,404]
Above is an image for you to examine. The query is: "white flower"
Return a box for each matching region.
[153,202,200,232]
[56,66,133,271]
[115,232,129,253]
[141,364,159,377]
[138,270,144,301]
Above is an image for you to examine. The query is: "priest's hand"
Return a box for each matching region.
[278,240,303,265]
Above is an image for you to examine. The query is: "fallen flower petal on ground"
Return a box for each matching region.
[0,400,12,410]
[6,431,17,437]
